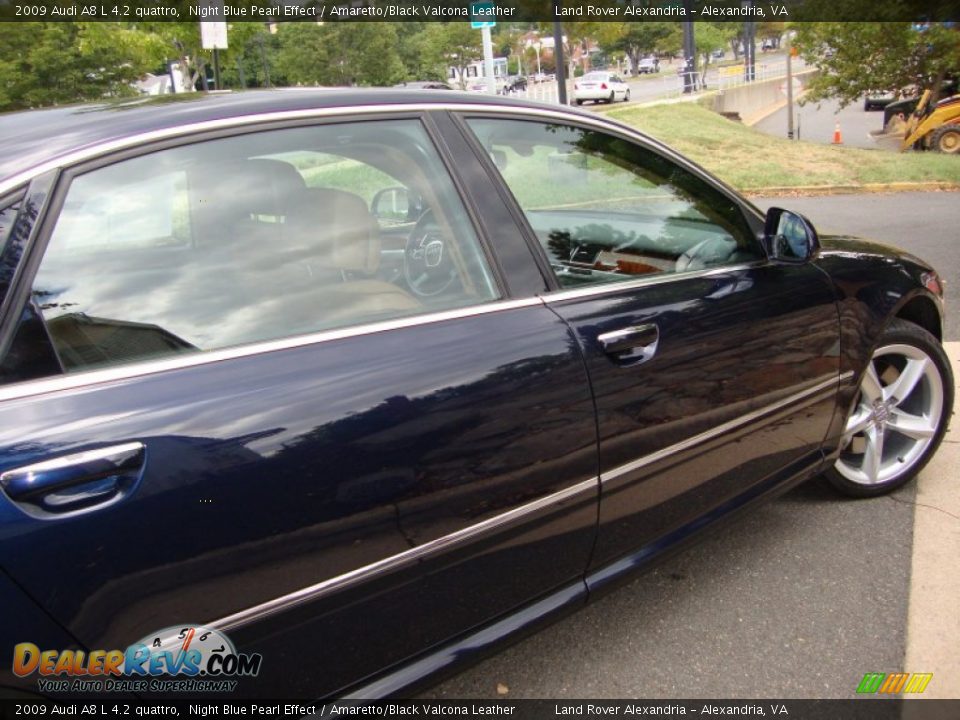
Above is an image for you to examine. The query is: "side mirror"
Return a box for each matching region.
[371,187,413,222]
[764,207,820,263]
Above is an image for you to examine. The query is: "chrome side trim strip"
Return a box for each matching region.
[600,372,851,484]
[543,262,766,303]
[209,476,598,633]
[0,297,542,403]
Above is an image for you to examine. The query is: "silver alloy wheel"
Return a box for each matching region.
[835,343,945,486]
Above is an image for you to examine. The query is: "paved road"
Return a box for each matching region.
[425,192,957,699]
[755,96,890,150]
[577,53,802,110]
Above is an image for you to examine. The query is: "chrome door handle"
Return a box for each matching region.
[597,324,659,365]
[0,442,146,519]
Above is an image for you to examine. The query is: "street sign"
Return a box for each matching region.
[470,1,496,29]
[200,0,228,50]
[201,22,228,50]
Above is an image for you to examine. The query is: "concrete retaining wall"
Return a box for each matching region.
[709,69,819,124]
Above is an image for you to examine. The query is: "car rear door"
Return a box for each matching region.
[459,112,841,583]
[0,111,599,697]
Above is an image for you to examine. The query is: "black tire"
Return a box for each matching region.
[624,90,631,102]
[825,318,954,498]
[575,99,583,106]
[607,91,615,104]
[931,125,960,154]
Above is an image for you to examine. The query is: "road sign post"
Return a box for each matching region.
[470,2,497,96]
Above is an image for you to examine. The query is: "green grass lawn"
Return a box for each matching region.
[605,103,960,193]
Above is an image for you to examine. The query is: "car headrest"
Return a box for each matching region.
[194,159,307,234]
[288,188,381,275]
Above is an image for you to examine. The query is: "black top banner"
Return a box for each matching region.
[0,0,958,22]
[3,699,960,720]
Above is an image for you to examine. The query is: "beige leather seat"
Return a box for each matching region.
[284,188,421,328]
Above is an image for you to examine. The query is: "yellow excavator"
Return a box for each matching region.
[884,88,960,153]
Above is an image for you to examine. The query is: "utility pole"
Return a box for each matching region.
[682,15,695,93]
[553,19,567,104]
[785,31,794,139]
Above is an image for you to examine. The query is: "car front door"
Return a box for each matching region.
[0,113,599,697]
[460,114,841,583]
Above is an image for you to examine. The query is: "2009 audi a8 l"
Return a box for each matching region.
[0,89,950,698]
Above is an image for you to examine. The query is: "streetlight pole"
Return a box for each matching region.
[481,24,496,95]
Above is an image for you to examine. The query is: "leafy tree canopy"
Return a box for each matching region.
[795,22,960,106]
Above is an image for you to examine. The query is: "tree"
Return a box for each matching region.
[758,22,786,50]
[695,23,735,79]
[602,22,674,75]
[273,22,405,87]
[134,21,214,91]
[794,22,960,106]
[0,22,165,111]
[419,23,483,89]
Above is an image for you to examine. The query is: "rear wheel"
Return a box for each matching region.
[607,91,615,103]
[575,99,583,106]
[931,125,960,154]
[624,90,631,102]
[826,319,953,497]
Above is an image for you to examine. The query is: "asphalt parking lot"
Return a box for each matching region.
[425,192,960,699]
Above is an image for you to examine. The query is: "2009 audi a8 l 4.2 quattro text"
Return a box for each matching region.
[0,90,951,699]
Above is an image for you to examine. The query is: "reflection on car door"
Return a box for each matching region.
[0,116,599,697]
[462,115,841,584]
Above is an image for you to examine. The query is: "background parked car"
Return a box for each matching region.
[393,80,453,91]
[574,71,630,104]
[501,75,528,94]
[636,57,660,74]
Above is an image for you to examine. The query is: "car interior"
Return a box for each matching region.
[32,121,499,371]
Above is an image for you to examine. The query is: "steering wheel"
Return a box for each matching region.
[404,209,458,297]
[675,236,737,272]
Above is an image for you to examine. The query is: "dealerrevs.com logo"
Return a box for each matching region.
[13,625,262,693]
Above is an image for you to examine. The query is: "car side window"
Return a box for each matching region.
[465,118,762,289]
[29,119,499,374]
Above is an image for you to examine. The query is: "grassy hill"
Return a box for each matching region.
[605,103,960,193]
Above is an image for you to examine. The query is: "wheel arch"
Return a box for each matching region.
[893,293,942,342]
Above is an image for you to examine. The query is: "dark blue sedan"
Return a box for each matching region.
[0,90,951,699]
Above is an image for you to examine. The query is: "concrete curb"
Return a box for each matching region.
[903,341,960,699]
[743,182,960,197]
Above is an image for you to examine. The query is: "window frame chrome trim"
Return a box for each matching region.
[209,475,600,633]
[0,297,543,403]
[541,261,768,303]
[600,371,854,485]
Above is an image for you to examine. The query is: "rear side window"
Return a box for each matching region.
[30,119,499,373]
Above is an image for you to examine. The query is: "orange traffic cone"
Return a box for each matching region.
[832,120,843,144]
